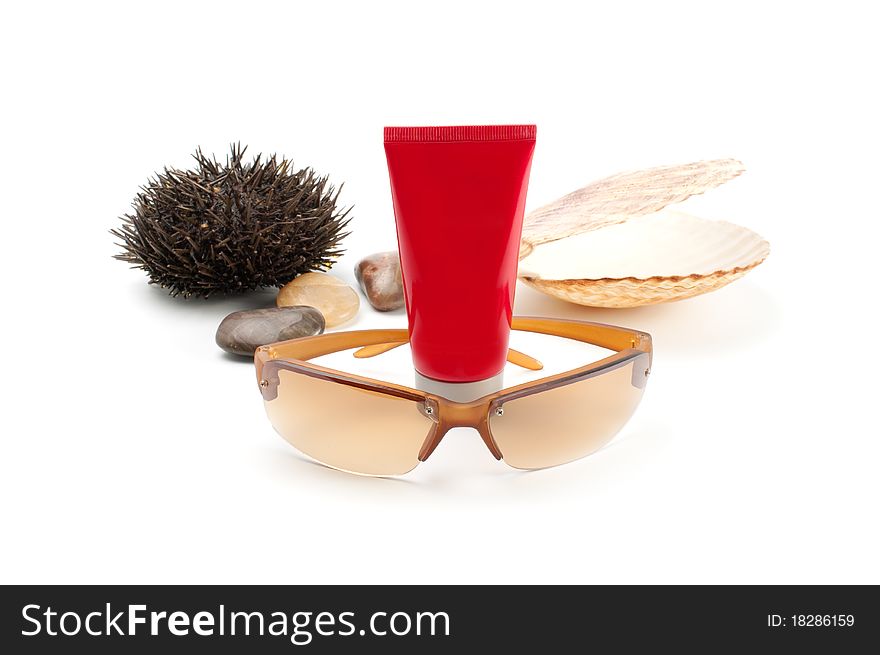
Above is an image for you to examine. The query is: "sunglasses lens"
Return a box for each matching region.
[264,369,434,476]
[489,355,649,470]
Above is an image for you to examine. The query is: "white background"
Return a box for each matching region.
[1,1,877,584]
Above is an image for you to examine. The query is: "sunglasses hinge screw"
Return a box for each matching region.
[424,406,434,415]
[259,379,269,388]
[495,407,504,417]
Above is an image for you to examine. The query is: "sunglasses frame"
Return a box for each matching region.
[255,317,652,467]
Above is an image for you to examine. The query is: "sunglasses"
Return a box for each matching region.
[254,317,652,476]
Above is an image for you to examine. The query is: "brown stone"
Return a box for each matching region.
[276,272,359,327]
[216,306,325,356]
[354,251,405,312]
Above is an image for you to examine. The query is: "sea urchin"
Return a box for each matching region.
[112,144,352,298]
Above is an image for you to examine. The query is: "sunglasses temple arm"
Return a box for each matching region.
[353,341,408,358]
[506,348,542,370]
[353,341,543,371]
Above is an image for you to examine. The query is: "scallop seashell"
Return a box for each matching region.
[517,158,769,308]
[519,158,746,258]
[518,209,770,308]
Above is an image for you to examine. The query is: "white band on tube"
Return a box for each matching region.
[413,371,504,403]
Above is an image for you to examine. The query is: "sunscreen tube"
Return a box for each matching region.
[384,125,536,398]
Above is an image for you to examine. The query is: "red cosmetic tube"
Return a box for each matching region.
[384,125,536,395]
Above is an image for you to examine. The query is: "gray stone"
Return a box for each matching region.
[355,251,405,311]
[215,306,325,356]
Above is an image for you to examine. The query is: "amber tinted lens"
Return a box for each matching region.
[264,369,434,476]
[490,356,648,470]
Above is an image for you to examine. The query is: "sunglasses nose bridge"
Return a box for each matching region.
[417,403,503,462]
[443,403,478,427]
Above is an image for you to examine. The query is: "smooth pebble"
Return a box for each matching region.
[216,306,325,356]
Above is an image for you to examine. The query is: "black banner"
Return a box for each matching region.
[1,585,875,652]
